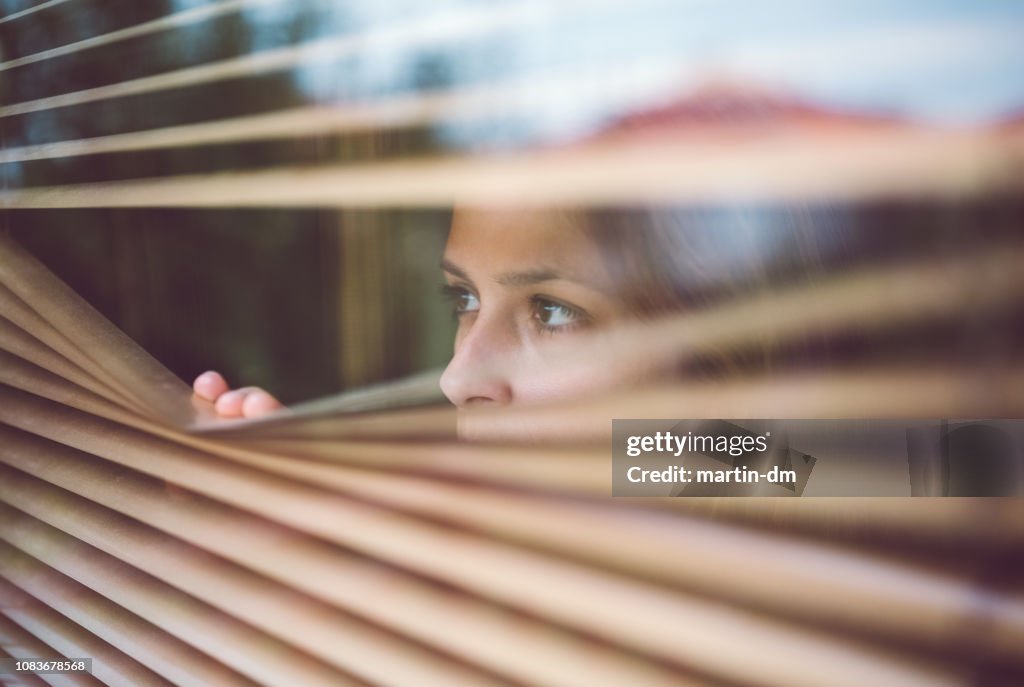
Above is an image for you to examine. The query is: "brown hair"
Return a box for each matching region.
[581,205,845,378]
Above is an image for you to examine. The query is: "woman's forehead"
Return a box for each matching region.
[445,207,605,276]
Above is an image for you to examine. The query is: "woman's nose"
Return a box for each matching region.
[440,317,515,407]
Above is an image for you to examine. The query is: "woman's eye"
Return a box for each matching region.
[441,285,480,315]
[531,297,588,330]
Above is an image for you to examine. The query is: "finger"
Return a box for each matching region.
[214,387,256,418]
[242,389,283,418]
[193,370,230,402]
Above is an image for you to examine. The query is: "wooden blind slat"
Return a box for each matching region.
[0,3,544,119]
[0,234,201,424]
[0,646,51,687]
[4,129,1021,209]
[0,285,140,409]
[0,613,103,687]
[0,544,257,687]
[0,582,171,687]
[0,503,363,687]
[0,59,684,164]
[0,0,280,73]
[0,322,137,409]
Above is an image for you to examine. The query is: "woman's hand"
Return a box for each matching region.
[192,370,283,419]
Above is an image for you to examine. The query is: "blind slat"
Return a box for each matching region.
[0,284,137,404]
[0,0,72,24]
[0,613,102,687]
[0,545,255,687]
[0,648,50,687]
[0,0,280,73]
[0,504,364,687]
[4,130,1021,208]
[0,58,679,163]
[0,582,171,687]
[0,321,137,410]
[0,234,201,424]
[0,3,545,119]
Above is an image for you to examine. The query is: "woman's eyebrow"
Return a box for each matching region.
[440,258,471,281]
[443,258,605,292]
[497,268,617,297]
[494,268,561,287]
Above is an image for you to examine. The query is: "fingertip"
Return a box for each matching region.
[214,389,246,417]
[194,370,229,401]
[242,390,282,418]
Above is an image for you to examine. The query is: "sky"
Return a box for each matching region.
[166,0,1024,145]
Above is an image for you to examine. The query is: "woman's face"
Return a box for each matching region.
[439,208,657,407]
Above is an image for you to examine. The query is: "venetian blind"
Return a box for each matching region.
[2,1,1024,686]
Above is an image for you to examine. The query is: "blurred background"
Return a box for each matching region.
[9,211,454,403]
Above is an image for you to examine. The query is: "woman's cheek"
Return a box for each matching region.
[503,352,613,405]
[510,334,670,405]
